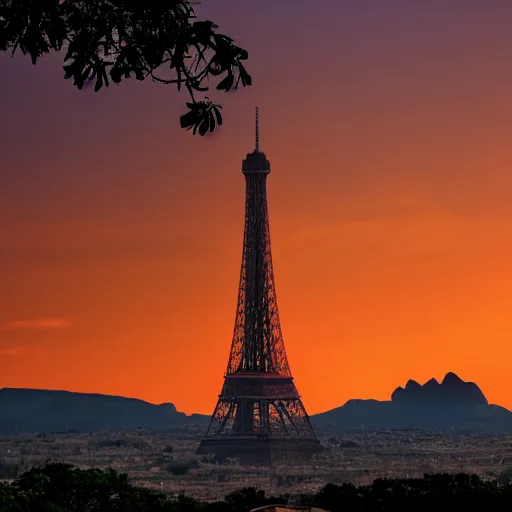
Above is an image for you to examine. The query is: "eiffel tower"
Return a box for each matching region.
[196,108,323,466]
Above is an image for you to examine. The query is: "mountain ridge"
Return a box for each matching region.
[1,373,510,433]
[314,372,512,432]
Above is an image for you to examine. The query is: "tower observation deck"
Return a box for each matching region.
[196,108,323,466]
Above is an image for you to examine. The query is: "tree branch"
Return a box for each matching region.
[0,0,252,135]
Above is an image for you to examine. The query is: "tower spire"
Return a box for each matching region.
[255,106,260,152]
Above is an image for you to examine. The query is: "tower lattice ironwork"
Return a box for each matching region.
[196,108,323,466]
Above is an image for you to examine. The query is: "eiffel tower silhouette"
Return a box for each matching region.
[196,108,323,465]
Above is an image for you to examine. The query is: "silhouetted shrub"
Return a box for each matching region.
[163,444,174,453]
[0,461,19,479]
[0,464,511,512]
[200,453,220,464]
[9,463,170,511]
[165,460,199,475]
[225,487,269,512]
[498,466,512,485]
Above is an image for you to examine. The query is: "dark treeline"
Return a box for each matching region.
[1,463,512,512]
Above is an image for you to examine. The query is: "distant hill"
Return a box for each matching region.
[1,373,511,434]
[391,372,488,407]
[314,372,512,432]
[0,388,209,434]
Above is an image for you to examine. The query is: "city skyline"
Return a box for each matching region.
[2,1,512,415]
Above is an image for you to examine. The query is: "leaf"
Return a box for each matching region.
[199,119,209,136]
[180,110,199,131]
[239,69,252,87]
[213,105,223,126]
[102,67,109,87]
[94,73,103,92]
[216,72,234,91]
[110,67,122,84]
[208,111,215,133]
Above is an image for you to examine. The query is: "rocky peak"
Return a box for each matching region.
[423,378,440,389]
[391,373,488,407]
[405,379,421,390]
[442,372,464,385]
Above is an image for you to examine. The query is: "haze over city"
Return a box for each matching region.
[2,0,512,417]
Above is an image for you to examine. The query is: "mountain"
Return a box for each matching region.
[0,388,209,434]
[314,373,512,432]
[391,372,488,407]
[1,373,511,434]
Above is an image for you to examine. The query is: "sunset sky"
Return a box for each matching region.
[2,0,512,415]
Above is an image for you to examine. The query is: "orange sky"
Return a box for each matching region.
[2,1,512,415]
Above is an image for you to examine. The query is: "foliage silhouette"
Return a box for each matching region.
[0,0,252,135]
[2,464,512,512]
[0,462,19,480]
[10,463,170,512]
[165,460,199,475]
[224,487,269,512]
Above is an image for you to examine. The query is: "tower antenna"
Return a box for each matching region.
[255,106,260,152]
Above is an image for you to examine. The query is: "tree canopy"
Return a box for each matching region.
[2,463,512,512]
[0,0,252,135]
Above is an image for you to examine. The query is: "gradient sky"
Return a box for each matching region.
[2,0,512,415]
